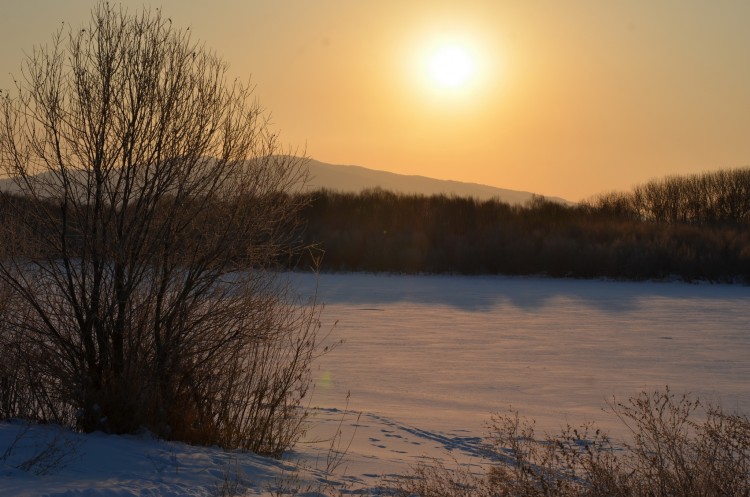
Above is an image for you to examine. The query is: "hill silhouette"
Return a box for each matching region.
[0,157,570,205]
[304,159,571,204]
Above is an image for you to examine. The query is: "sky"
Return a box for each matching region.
[2,1,750,201]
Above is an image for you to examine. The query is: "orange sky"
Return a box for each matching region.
[2,1,750,201]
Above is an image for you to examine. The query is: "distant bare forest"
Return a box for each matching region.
[3,168,748,282]
[295,168,750,282]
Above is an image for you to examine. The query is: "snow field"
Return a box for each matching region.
[2,273,749,495]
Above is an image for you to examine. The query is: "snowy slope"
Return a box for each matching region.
[0,409,487,496]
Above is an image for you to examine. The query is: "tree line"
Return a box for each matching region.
[592,168,750,225]
[3,166,748,287]
[293,167,750,282]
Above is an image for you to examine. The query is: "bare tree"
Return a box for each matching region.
[0,2,319,456]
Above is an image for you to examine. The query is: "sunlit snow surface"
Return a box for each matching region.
[2,273,749,495]
[301,273,750,434]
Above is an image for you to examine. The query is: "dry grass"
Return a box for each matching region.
[390,388,750,497]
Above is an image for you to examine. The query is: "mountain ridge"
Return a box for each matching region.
[0,157,571,205]
[305,159,571,205]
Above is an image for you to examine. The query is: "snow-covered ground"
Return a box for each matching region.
[2,273,749,496]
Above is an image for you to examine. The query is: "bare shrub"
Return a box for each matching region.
[212,460,247,497]
[0,2,319,455]
[270,399,362,496]
[0,280,67,423]
[390,389,750,497]
[390,457,492,497]
[0,422,81,476]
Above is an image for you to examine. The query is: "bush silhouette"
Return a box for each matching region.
[0,2,319,456]
[391,389,750,497]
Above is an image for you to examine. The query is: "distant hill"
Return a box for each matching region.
[0,157,571,205]
[305,159,571,205]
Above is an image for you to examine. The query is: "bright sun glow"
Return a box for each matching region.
[405,29,495,106]
[427,44,475,89]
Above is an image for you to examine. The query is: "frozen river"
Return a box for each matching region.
[291,272,750,436]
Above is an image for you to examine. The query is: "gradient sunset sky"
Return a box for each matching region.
[2,1,749,201]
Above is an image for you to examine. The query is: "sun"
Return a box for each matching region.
[404,30,495,105]
[427,44,476,90]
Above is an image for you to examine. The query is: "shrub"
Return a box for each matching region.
[390,388,750,496]
[0,2,319,456]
